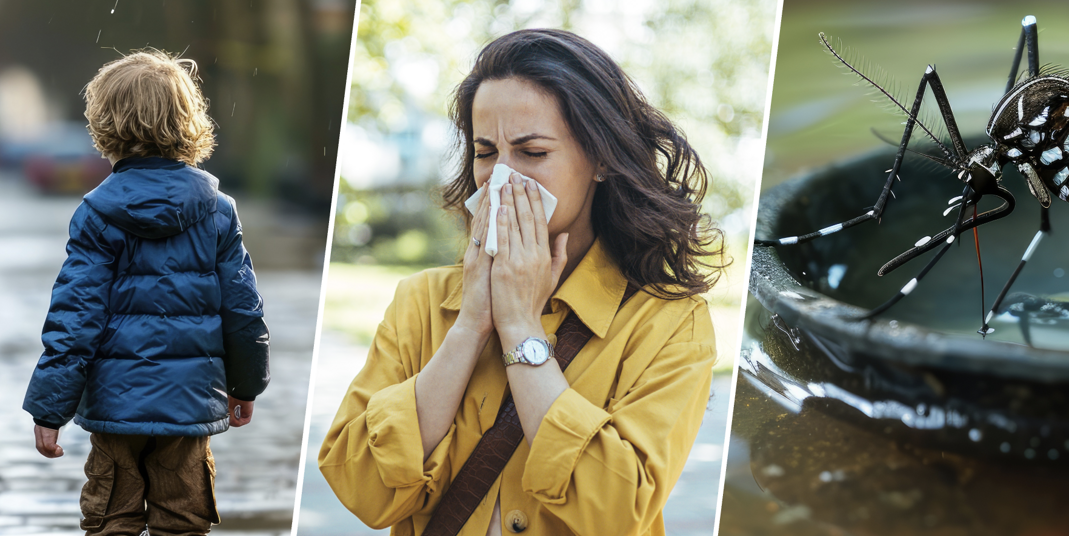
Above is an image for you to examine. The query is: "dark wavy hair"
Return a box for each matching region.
[443,29,726,299]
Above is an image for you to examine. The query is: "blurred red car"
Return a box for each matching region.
[1,121,111,195]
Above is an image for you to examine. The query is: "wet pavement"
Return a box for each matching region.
[295,329,732,536]
[0,173,321,535]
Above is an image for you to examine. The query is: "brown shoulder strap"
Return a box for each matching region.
[424,283,640,536]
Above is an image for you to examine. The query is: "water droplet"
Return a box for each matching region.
[818,471,833,482]
[968,429,982,442]
[1025,448,1036,459]
[1055,268,1065,278]
[1049,449,1060,460]
[231,103,236,117]
[1000,442,1011,453]
[96,29,102,43]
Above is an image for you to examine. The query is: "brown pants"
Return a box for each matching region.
[80,433,221,536]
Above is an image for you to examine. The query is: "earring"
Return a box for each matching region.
[595,174,605,183]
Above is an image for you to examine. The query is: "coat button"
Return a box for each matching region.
[505,510,528,533]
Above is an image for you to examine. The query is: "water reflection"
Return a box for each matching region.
[719,299,1069,535]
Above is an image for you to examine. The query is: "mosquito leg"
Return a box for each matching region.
[859,184,1018,320]
[1004,16,1038,94]
[859,234,959,320]
[857,189,976,320]
[979,205,1051,336]
[878,186,1015,276]
[925,68,969,159]
[756,66,941,247]
[1024,15,1039,78]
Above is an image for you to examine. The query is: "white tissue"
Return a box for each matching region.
[463,164,557,256]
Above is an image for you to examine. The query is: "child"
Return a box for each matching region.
[22,50,270,536]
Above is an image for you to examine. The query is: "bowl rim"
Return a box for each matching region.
[750,149,1069,383]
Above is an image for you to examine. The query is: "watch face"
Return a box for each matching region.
[522,339,549,364]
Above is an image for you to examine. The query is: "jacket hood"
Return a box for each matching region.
[83,157,219,239]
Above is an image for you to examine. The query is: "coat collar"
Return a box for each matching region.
[440,239,628,339]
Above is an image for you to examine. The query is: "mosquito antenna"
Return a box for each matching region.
[820,33,957,162]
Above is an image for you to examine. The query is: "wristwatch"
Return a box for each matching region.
[502,337,554,366]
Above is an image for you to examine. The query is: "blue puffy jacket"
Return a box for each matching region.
[23,157,269,436]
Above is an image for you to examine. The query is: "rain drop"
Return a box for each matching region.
[111,0,118,13]
[968,429,982,442]
[1000,442,1011,453]
[231,103,236,117]
[1055,268,1065,278]
[96,29,102,43]
[253,68,258,76]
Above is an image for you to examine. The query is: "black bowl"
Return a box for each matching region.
[751,143,1069,381]
[746,144,1069,460]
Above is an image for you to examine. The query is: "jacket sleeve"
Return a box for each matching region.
[216,194,269,401]
[521,303,717,536]
[23,203,117,429]
[318,275,457,530]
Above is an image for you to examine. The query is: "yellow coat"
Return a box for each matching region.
[319,240,716,536]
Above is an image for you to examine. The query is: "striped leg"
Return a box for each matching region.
[860,234,958,320]
[859,186,1015,321]
[979,206,1051,336]
[1004,16,1039,95]
[756,64,967,248]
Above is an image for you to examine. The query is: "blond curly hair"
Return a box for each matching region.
[84,50,214,166]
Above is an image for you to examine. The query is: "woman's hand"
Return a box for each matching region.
[455,187,495,337]
[491,172,569,343]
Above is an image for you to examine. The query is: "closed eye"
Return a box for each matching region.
[474,151,497,160]
[524,151,548,158]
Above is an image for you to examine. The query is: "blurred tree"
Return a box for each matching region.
[336,0,774,286]
[0,0,355,209]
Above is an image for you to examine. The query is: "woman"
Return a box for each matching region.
[320,29,722,536]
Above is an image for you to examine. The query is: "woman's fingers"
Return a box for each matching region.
[468,188,489,256]
[495,205,510,259]
[509,173,537,247]
[527,178,548,247]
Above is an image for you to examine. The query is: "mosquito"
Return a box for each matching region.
[756,15,1068,338]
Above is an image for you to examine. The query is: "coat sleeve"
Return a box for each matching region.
[521,303,716,536]
[23,203,117,429]
[318,275,457,530]
[216,194,269,401]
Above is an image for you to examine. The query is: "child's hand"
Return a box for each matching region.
[228,396,254,427]
[34,425,64,458]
